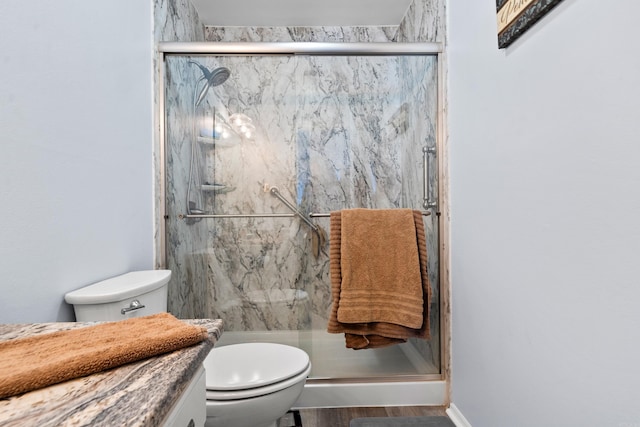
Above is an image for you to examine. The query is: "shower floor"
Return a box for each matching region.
[215,329,438,379]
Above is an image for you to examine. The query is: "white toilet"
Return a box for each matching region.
[64,270,311,427]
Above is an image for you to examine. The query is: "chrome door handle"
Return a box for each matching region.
[423,146,437,209]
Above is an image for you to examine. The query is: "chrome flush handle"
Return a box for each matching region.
[121,299,146,315]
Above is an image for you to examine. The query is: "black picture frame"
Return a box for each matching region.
[497,0,564,48]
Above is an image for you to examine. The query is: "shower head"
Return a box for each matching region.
[189,61,231,108]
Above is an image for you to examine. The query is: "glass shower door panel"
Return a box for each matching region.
[293,54,440,377]
[163,53,440,378]
[164,56,211,320]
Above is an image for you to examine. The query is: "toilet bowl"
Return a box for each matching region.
[64,270,310,427]
[204,342,311,427]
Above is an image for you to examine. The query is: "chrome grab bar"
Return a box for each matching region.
[268,186,319,233]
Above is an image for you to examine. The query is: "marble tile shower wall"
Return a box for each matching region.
[154,0,208,319]
[167,53,437,339]
[154,0,204,43]
[204,26,399,42]
[203,0,446,45]
[184,54,438,335]
[397,0,446,43]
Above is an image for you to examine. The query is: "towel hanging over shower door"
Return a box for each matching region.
[327,208,431,349]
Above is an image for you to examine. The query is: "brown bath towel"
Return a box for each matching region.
[327,209,431,349]
[0,312,209,399]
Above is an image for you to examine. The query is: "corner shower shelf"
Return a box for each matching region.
[201,184,235,194]
[197,136,238,148]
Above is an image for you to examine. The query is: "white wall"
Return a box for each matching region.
[448,0,640,426]
[0,1,154,322]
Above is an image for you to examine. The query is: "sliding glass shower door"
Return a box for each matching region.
[163,48,441,379]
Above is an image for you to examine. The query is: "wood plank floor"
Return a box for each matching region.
[296,406,448,427]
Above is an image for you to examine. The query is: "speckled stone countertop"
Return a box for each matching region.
[0,318,223,427]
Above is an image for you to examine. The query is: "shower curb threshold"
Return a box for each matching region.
[293,380,447,409]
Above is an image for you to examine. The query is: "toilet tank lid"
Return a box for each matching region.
[64,270,171,305]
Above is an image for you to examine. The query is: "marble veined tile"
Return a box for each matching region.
[398,0,446,43]
[164,53,438,339]
[204,26,398,42]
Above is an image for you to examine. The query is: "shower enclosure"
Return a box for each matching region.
[158,42,446,406]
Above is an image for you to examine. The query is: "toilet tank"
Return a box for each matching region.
[64,270,171,322]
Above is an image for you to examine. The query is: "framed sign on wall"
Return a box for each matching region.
[497,0,564,48]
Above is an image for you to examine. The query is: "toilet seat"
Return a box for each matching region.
[206,363,311,400]
[204,343,311,401]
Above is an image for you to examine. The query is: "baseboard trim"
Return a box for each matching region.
[446,403,472,427]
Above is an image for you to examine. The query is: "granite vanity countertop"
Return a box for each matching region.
[0,318,223,427]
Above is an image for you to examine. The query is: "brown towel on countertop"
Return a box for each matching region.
[327,209,431,349]
[0,312,209,399]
